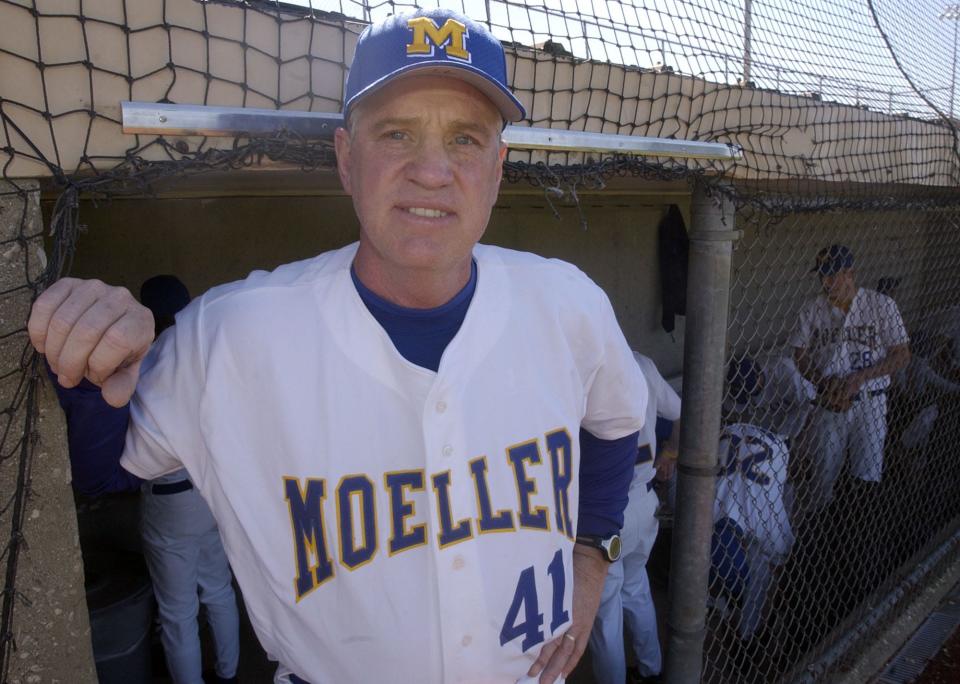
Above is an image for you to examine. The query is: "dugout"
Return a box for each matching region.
[44,171,692,378]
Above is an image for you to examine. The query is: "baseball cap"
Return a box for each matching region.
[727,357,763,402]
[140,274,190,319]
[812,244,854,276]
[343,9,526,124]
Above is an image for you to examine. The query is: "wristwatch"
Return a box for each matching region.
[575,533,622,562]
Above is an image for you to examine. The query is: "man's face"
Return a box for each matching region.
[335,75,507,288]
[820,268,856,302]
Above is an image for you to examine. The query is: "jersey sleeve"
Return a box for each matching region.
[788,300,815,350]
[634,352,681,421]
[120,298,209,481]
[879,295,909,349]
[46,365,143,496]
[580,291,648,440]
[577,429,640,536]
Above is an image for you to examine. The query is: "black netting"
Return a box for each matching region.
[2,1,959,681]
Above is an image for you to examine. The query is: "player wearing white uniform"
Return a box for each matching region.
[589,353,680,684]
[790,245,910,512]
[27,10,648,684]
[926,305,960,380]
[138,275,240,684]
[713,423,793,640]
[893,315,960,451]
[725,353,815,443]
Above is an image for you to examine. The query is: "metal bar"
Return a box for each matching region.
[121,101,741,160]
[743,0,753,84]
[500,126,740,159]
[664,183,736,684]
[121,101,344,139]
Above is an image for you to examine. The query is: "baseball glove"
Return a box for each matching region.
[816,376,854,412]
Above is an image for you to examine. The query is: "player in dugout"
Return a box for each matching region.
[790,244,910,515]
[588,352,680,684]
[28,9,649,684]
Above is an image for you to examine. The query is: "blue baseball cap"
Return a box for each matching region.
[812,244,854,276]
[727,357,763,401]
[344,9,526,124]
[140,275,190,318]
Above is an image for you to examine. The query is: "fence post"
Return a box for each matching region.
[664,182,737,684]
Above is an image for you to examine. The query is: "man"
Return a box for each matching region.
[725,353,815,445]
[588,352,680,684]
[138,275,240,684]
[896,318,960,450]
[28,9,647,684]
[924,305,960,383]
[790,244,910,512]
[711,423,793,641]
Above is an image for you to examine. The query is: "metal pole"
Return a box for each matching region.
[664,183,737,684]
[951,19,957,119]
[743,0,753,85]
[940,4,960,119]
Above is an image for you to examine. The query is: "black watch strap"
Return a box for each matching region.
[576,533,622,562]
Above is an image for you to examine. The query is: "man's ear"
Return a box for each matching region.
[494,140,508,184]
[334,127,353,194]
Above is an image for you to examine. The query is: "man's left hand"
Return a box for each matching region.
[526,544,608,683]
[655,449,678,481]
[843,371,865,401]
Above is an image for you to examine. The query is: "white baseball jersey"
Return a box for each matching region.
[120,242,647,684]
[789,287,908,391]
[588,352,679,682]
[723,353,815,440]
[898,354,960,397]
[893,305,960,397]
[714,423,793,562]
[632,352,681,486]
[928,305,960,361]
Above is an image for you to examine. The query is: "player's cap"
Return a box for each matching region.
[812,244,854,276]
[140,275,190,318]
[343,8,526,125]
[727,357,763,401]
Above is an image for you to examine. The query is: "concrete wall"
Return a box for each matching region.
[0,181,96,684]
[52,180,690,378]
[727,206,960,357]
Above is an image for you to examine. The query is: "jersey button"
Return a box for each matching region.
[442,444,454,457]
[452,554,465,570]
[436,400,447,413]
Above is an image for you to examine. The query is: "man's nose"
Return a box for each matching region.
[406,136,454,188]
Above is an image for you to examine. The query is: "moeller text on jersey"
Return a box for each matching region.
[282,428,576,601]
[811,324,878,348]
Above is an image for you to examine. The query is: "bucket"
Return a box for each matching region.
[84,551,154,684]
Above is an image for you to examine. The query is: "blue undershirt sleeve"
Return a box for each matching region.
[47,366,143,496]
[577,428,640,537]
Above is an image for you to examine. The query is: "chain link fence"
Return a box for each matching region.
[710,203,960,682]
[2,1,960,682]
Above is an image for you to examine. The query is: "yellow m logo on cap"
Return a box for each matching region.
[406,17,470,61]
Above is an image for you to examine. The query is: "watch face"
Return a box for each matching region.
[608,535,622,562]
